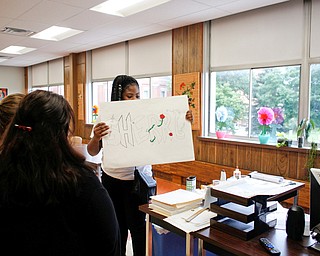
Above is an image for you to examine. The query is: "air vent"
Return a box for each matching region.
[1,27,35,37]
[0,56,12,63]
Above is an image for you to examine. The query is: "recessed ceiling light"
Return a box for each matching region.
[0,46,36,55]
[31,26,83,41]
[90,0,171,17]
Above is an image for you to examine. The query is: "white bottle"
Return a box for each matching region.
[220,169,227,181]
[233,166,241,179]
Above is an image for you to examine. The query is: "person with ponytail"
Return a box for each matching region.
[88,75,193,255]
[0,90,121,255]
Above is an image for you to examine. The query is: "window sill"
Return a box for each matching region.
[198,136,312,153]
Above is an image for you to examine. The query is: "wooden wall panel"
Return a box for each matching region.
[297,153,308,180]
[64,57,72,107]
[237,145,252,170]
[250,147,262,171]
[172,23,203,79]
[187,24,203,72]
[222,143,237,167]
[260,148,277,174]
[172,23,203,164]
[24,67,28,93]
[276,151,289,177]
[172,27,186,74]
[288,152,299,178]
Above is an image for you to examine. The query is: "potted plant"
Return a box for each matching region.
[296,118,315,148]
[276,132,292,148]
[269,107,285,143]
[306,142,318,173]
[215,106,234,139]
[257,107,274,144]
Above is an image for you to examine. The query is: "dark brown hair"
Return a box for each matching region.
[0,93,24,137]
[0,90,94,207]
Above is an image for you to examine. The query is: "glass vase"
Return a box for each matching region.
[259,134,270,144]
[269,124,277,143]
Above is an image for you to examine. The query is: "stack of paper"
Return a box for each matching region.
[150,189,204,216]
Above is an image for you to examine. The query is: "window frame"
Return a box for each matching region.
[205,62,309,144]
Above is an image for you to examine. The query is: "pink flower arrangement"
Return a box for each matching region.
[257,107,275,135]
[272,107,284,125]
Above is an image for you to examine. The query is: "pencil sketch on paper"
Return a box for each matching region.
[99,95,195,168]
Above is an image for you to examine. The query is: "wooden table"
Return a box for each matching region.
[140,203,319,256]
[194,223,319,256]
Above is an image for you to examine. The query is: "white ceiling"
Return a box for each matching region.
[0,0,288,67]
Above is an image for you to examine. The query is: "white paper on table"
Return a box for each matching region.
[150,189,204,208]
[250,171,284,183]
[164,207,217,233]
[99,95,195,168]
[213,177,304,198]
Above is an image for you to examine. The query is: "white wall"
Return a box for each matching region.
[0,66,24,94]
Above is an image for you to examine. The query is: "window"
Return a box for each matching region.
[92,81,113,107]
[90,80,113,123]
[209,65,300,140]
[49,85,64,96]
[310,64,320,142]
[136,76,172,99]
[136,78,150,99]
[30,85,64,96]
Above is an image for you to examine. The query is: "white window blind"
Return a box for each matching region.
[210,0,303,68]
[128,31,171,76]
[91,42,126,80]
[310,0,320,58]
[31,62,48,86]
[48,58,63,85]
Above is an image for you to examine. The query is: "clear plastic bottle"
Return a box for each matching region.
[233,166,241,179]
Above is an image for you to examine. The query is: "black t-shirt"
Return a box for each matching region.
[0,170,121,256]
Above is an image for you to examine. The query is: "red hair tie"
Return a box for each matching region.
[14,124,32,132]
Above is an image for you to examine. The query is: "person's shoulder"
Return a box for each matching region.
[77,168,102,190]
[79,168,102,186]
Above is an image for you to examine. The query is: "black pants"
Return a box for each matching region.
[101,172,146,256]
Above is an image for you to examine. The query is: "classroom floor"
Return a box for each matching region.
[126,177,183,255]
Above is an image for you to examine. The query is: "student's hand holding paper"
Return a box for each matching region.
[93,122,110,140]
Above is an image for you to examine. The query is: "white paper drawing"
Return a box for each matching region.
[99,95,195,168]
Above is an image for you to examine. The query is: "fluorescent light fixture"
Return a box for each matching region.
[90,0,170,17]
[0,46,36,55]
[31,26,83,41]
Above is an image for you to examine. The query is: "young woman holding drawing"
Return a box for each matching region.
[88,75,193,256]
